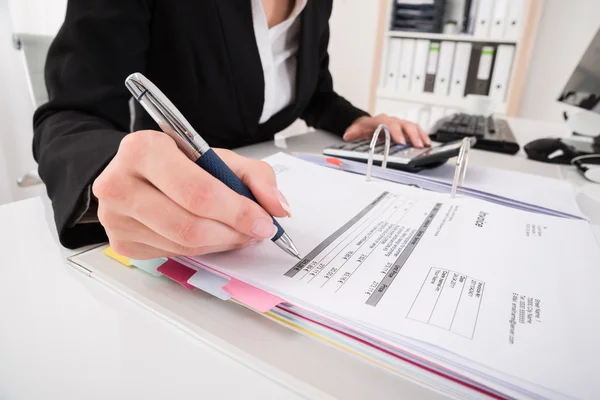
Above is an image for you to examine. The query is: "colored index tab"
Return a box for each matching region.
[130,258,167,276]
[156,259,196,290]
[187,269,231,301]
[103,247,132,266]
[325,157,342,167]
[222,278,284,313]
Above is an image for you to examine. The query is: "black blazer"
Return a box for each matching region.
[33,0,369,249]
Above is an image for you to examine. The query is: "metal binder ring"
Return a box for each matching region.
[450,137,472,198]
[366,124,391,181]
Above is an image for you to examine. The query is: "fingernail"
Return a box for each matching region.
[251,219,278,238]
[416,140,423,148]
[343,131,350,140]
[275,189,292,217]
[399,136,406,145]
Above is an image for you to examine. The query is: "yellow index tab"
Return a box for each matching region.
[103,247,132,266]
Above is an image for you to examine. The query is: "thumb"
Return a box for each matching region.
[343,117,376,141]
[215,149,291,219]
[343,124,370,141]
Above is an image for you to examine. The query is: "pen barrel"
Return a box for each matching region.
[195,149,284,241]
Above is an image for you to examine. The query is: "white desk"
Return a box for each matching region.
[1,118,599,400]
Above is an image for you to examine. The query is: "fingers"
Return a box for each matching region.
[127,133,279,239]
[343,114,431,148]
[418,125,432,146]
[109,240,179,260]
[101,179,251,248]
[386,119,406,145]
[215,149,291,218]
[342,116,375,142]
[104,213,257,257]
[93,130,278,260]
[108,238,256,260]
[400,120,424,148]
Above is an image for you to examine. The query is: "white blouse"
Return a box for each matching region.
[250,0,308,124]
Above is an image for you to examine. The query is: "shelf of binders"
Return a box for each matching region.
[369,0,543,117]
[377,38,516,114]
[387,30,517,45]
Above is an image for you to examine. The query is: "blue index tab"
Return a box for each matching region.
[130,258,167,276]
[187,269,232,301]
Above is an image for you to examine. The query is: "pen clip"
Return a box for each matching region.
[124,72,210,160]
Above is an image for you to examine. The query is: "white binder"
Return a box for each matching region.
[473,0,495,38]
[504,0,527,41]
[449,42,472,98]
[383,38,402,91]
[410,39,430,94]
[424,41,440,93]
[488,44,515,102]
[434,41,456,96]
[397,39,415,92]
[489,0,509,39]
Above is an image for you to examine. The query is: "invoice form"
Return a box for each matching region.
[194,153,600,399]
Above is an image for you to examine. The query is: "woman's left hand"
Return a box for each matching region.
[343,114,431,148]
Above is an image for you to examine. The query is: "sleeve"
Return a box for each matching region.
[299,4,370,136]
[32,0,153,249]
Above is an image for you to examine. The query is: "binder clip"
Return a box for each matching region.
[366,124,391,181]
[450,137,471,198]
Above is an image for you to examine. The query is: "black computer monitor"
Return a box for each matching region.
[558,27,600,114]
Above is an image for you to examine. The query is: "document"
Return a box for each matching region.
[191,153,600,399]
[416,161,586,218]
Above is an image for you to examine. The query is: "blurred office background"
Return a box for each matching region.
[1,0,599,206]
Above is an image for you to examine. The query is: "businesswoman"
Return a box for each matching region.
[33,0,430,259]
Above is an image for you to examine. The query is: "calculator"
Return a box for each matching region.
[322,137,476,172]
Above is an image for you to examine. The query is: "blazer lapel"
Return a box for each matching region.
[212,0,264,137]
[291,1,318,115]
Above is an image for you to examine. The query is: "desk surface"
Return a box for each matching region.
[1,117,599,399]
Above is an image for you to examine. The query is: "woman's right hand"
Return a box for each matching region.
[92,130,292,260]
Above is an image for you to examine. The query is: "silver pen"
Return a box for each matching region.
[125,72,301,260]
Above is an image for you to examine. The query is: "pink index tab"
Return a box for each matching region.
[156,259,195,290]
[221,278,284,313]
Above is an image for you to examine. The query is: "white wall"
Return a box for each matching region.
[8,0,66,36]
[0,0,49,205]
[518,0,600,122]
[328,0,381,112]
[278,0,383,137]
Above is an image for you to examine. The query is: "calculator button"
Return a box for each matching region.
[344,142,367,150]
[353,144,371,152]
[388,144,410,155]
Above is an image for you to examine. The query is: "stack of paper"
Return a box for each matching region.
[294,153,586,220]
[104,153,600,399]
